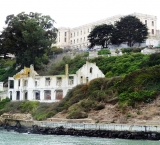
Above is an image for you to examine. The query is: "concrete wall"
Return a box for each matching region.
[34,121,160,133]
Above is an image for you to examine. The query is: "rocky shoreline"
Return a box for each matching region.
[1,122,160,140]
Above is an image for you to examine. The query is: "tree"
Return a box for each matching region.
[88,24,114,48]
[0,12,57,69]
[113,15,148,47]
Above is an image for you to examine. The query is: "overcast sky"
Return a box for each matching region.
[0,0,160,30]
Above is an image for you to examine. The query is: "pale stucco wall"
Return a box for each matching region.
[8,62,105,102]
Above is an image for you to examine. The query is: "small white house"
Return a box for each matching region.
[8,62,105,102]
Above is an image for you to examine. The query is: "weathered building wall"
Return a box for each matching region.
[8,62,105,102]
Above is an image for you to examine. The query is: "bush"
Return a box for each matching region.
[67,110,88,119]
[94,103,105,110]
[20,101,40,113]
[98,49,111,55]
[0,98,10,110]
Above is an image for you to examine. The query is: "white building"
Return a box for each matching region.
[55,13,158,49]
[0,82,3,91]
[8,62,105,102]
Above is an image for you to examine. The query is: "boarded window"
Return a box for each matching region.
[56,90,63,100]
[44,90,51,100]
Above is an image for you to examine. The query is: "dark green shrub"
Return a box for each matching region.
[0,98,10,110]
[98,49,111,55]
[94,103,105,110]
[20,101,40,113]
[67,110,88,119]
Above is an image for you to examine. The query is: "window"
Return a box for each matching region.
[84,37,85,41]
[152,29,154,35]
[35,81,37,86]
[80,76,83,83]
[80,38,82,42]
[74,39,75,44]
[152,21,154,26]
[64,38,66,42]
[77,31,79,36]
[56,77,62,86]
[10,91,12,100]
[145,20,147,25]
[65,32,67,36]
[86,77,89,83]
[56,90,63,100]
[23,80,28,86]
[45,77,50,86]
[18,79,20,87]
[24,92,28,100]
[81,30,82,35]
[9,80,14,88]
[35,79,40,87]
[71,40,72,44]
[34,90,40,100]
[77,39,79,43]
[71,33,72,37]
[68,76,74,85]
[44,90,51,100]
[16,91,20,100]
[90,67,93,73]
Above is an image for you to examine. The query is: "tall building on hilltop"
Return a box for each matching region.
[55,13,158,49]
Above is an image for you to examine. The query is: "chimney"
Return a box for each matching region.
[65,64,69,76]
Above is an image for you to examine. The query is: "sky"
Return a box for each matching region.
[0,0,160,30]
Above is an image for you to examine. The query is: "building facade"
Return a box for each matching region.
[55,13,158,49]
[8,62,105,102]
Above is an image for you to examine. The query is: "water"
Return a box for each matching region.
[0,130,159,145]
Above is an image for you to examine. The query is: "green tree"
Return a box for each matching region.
[0,12,57,69]
[114,15,148,47]
[88,24,114,48]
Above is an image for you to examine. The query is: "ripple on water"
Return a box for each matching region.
[0,130,159,145]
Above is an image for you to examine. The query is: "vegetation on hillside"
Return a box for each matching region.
[1,52,160,120]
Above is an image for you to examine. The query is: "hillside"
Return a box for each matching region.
[0,52,160,123]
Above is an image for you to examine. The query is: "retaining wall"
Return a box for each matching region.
[33,121,160,133]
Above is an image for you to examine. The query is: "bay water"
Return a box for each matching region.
[0,130,159,145]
